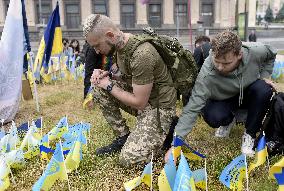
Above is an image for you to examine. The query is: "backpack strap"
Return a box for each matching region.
[261,92,278,132]
[123,35,163,129]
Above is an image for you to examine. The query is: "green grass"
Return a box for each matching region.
[278,50,284,55]
[9,81,283,190]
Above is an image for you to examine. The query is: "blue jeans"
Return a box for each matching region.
[202,80,273,138]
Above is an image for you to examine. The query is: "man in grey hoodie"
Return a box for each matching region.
[165,31,277,159]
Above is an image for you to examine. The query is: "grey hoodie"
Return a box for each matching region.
[175,42,277,139]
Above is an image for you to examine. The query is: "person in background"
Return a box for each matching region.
[165,31,276,162]
[81,41,113,109]
[62,38,73,57]
[248,29,257,42]
[70,39,80,59]
[193,35,211,72]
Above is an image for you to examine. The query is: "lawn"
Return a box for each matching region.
[6,80,284,191]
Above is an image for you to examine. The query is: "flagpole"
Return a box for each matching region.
[263,132,270,173]
[66,115,69,132]
[176,6,180,39]
[205,158,208,191]
[7,163,16,184]
[28,52,40,112]
[27,121,30,151]
[188,0,193,52]
[150,151,153,191]
[40,116,43,137]
[1,119,4,132]
[244,155,249,191]
[59,140,71,191]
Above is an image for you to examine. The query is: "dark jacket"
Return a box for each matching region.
[82,42,103,98]
[193,42,211,71]
[249,33,257,42]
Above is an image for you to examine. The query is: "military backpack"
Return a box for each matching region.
[123,27,198,103]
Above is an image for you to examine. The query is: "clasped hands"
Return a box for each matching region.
[90,69,111,90]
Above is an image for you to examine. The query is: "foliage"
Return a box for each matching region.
[276,4,284,21]
[264,4,274,23]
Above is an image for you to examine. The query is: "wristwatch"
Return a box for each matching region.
[106,82,114,93]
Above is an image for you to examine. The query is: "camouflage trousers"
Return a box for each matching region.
[93,80,175,166]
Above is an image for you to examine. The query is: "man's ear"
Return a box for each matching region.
[106,31,115,40]
[238,52,243,60]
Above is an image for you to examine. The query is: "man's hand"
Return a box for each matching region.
[110,63,118,74]
[96,76,112,90]
[263,78,276,91]
[91,69,109,85]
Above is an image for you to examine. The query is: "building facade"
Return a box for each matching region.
[0,0,256,40]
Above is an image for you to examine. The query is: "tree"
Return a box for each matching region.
[264,4,274,23]
[276,4,284,21]
[257,15,262,25]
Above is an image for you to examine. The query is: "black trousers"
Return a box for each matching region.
[202,79,273,138]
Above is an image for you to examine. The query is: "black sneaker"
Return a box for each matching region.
[267,140,284,156]
[96,133,130,155]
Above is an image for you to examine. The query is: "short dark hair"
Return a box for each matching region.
[211,31,242,58]
[195,35,210,47]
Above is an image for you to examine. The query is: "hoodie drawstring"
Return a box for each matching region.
[235,71,244,106]
[238,74,244,106]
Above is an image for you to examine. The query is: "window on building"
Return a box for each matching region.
[148,3,162,27]
[175,1,188,28]
[65,2,81,28]
[92,0,108,16]
[35,1,52,24]
[120,1,136,28]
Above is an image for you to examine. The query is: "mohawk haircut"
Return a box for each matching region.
[83,14,102,38]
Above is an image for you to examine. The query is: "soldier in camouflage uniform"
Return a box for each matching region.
[83,14,177,166]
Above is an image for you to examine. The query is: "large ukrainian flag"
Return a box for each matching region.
[34,2,63,83]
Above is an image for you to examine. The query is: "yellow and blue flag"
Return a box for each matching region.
[0,161,10,190]
[248,135,268,174]
[173,136,205,161]
[83,88,94,110]
[0,160,10,179]
[269,157,284,191]
[6,122,19,152]
[65,131,85,172]
[35,117,43,129]
[17,121,29,138]
[47,116,68,140]
[192,168,206,190]
[173,152,196,191]
[5,149,25,169]
[219,154,246,191]
[34,2,63,83]
[0,176,10,191]
[158,152,176,191]
[33,143,68,191]
[124,161,152,191]
[39,140,70,161]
